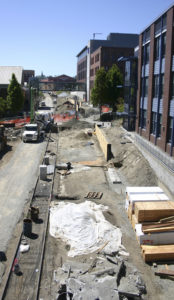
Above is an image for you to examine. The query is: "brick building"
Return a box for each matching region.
[77,33,139,102]
[136,4,174,156]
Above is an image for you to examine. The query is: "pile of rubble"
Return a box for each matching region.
[55,257,146,299]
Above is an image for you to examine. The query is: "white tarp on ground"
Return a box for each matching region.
[49,201,126,257]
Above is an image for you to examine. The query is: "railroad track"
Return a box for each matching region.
[0,132,58,300]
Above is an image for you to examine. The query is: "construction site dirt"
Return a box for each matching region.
[0,100,174,300]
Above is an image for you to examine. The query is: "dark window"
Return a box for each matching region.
[151,112,157,134]
[161,74,164,99]
[143,28,150,43]
[155,18,161,35]
[145,43,150,64]
[171,72,174,99]
[90,69,94,76]
[158,114,162,137]
[91,57,94,65]
[144,77,148,97]
[153,75,159,98]
[154,36,160,60]
[140,109,147,129]
[95,53,99,62]
[161,33,166,57]
[162,14,167,30]
[167,116,174,143]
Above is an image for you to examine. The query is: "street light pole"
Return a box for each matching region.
[30,87,34,123]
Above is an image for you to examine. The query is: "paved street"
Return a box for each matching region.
[0,140,46,251]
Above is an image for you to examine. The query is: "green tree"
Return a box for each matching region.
[106,64,123,112]
[0,97,7,116]
[91,67,107,114]
[7,73,24,114]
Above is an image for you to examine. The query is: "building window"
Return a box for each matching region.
[140,109,147,129]
[161,33,166,57]
[153,75,159,98]
[171,72,174,99]
[143,43,150,64]
[95,67,99,74]
[144,77,149,97]
[95,54,99,63]
[167,117,174,143]
[158,114,162,137]
[143,28,150,43]
[90,57,94,65]
[161,74,164,99]
[154,36,160,60]
[90,69,94,76]
[151,112,157,134]
[155,18,161,35]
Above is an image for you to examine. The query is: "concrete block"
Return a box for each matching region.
[40,165,47,180]
[44,155,49,165]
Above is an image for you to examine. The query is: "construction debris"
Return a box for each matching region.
[85,192,103,199]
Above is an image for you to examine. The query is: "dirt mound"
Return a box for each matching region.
[75,131,92,140]
[103,123,158,187]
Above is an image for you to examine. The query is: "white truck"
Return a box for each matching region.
[22,124,40,142]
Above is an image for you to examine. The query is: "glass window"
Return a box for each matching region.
[153,75,159,98]
[143,110,147,128]
[162,14,167,30]
[140,109,147,129]
[167,117,174,143]
[171,72,174,99]
[161,33,166,57]
[144,77,149,97]
[158,114,162,137]
[151,112,157,134]
[145,43,150,64]
[154,36,160,60]
[161,74,164,99]
[155,19,161,35]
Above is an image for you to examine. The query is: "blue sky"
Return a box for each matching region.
[0,0,173,76]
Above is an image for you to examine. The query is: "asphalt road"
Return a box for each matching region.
[0,139,46,251]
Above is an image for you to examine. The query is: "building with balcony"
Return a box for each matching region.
[136,4,174,156]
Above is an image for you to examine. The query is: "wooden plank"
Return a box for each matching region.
[155,269,174,276]
[128,204,132,221]
[141,245,174,262]
[142,222,174,231]
[134,201,174,222]
[160,216,174,223]
[143,226,174,233]
[131,214,138,230]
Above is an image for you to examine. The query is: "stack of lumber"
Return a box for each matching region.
[126,191,169,222]
[141,245,174,262]
[125,186,174,262]
[134,201,174,223]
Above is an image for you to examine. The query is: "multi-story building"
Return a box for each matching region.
[23,70,35,84]
[77,33,139,102]
[122,54,138,131]
[136,4,174,157]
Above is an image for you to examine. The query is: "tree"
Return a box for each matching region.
[91,67,107,114]
[91,65,123,114]
[7,73,24,114]
[0,97,7,116]
[106,64,123,112]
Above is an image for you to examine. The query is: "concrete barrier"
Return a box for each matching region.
[95,124,111,161]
